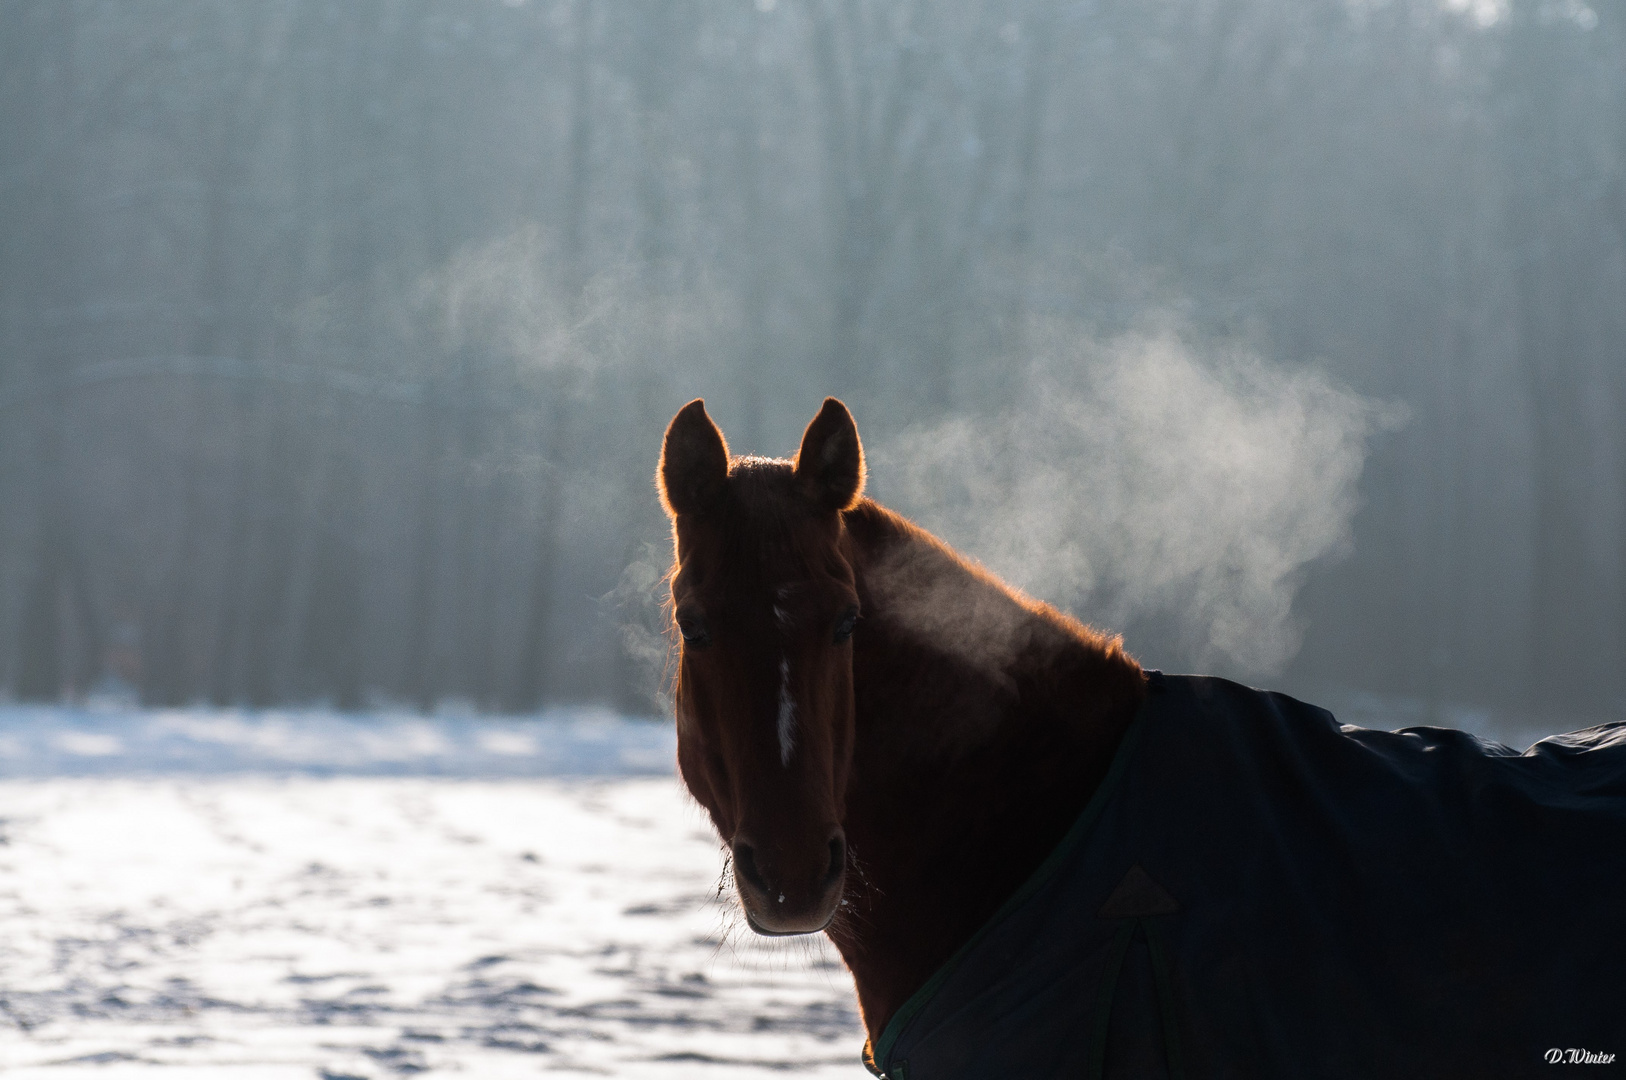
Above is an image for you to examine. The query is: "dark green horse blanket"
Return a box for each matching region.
[862,673,1626,1079]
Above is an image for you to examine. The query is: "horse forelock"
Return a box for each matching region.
[672,456,848,588]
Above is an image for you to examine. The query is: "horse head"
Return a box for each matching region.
[658,397,864,935]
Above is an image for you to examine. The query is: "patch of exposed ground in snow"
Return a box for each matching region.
[0,718,868,1078]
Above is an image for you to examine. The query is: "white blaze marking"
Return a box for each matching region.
[773,605,792,629]
[777,656,796,766]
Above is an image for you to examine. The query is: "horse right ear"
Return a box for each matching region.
[659,399,731,518]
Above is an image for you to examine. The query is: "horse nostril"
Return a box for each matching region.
[824,834,846,887]
[733,842,767,893]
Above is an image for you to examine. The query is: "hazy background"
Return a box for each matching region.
[1,0,1622,737]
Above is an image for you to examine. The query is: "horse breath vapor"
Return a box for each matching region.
[876,326,1398,676]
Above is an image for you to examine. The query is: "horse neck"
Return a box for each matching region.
[830,502,1145,1041]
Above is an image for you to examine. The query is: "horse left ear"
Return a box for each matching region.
[794,397,865,512]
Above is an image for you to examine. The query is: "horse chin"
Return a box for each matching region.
[738,879,844,937]
[742,905,838,937]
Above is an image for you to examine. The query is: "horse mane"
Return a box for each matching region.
[839,497,1144,749]
[843,497,1134,654]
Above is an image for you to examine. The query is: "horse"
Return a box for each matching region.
[657,397,1626,1079]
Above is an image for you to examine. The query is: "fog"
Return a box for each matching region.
[2,0,1623,736]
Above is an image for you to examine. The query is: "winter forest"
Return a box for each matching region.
[1,0,1623,731]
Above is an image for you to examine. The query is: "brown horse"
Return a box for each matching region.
[659,397,1626,1079]
[658,396,1147,1043]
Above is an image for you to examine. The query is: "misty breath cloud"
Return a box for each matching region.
[875,328,1396,676]
[420,226,742,385]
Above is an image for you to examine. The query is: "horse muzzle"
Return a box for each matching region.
[730,827,847,935]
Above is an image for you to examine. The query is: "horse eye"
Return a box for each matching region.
[677,613,711,648]
[832,606,859,644]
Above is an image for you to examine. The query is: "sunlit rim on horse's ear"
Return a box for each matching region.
[659,398,731,518]
[793,397,865,512]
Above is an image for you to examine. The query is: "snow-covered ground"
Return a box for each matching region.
[0,704,678,779]
[0,707,868,1078]
[1,692,1588,1078]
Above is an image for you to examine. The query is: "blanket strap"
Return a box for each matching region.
[1085,917,1186,1080]
[1143,918,1186,1079]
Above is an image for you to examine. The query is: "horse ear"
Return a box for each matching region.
[659,399,731,518]
[793,397,865,512]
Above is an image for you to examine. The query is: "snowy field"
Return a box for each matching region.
[0,694,1581,1078]
[0,706,868,1079]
